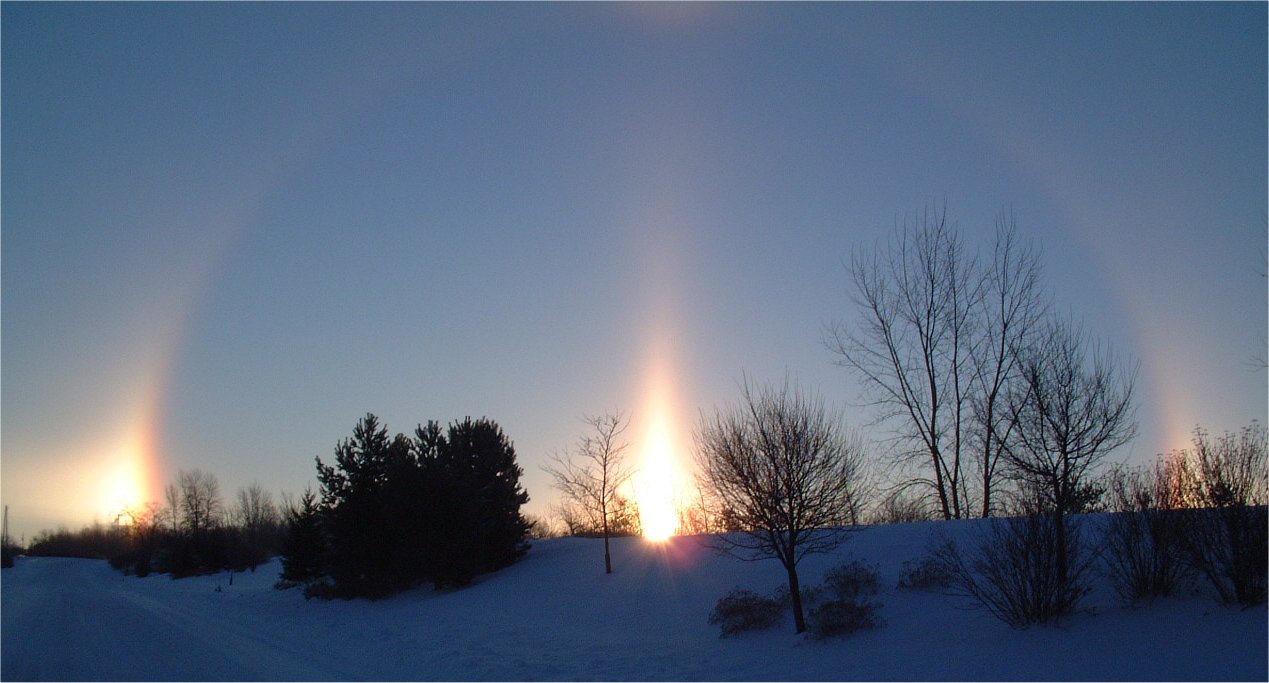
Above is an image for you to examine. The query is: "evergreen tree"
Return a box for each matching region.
[444,417,532,574]
[316,413,415,596]
[280,488,327,584]
[312,413,532,597]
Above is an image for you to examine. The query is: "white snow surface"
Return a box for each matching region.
[2,517,1266,681]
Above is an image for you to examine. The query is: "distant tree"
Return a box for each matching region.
[164,483,181,532]
[233,482,280,569]
[695,378,867,634]
[544,411,637,574]
[110,501,165,576]
[867,490,932,526]
[524,514,562,540]
[176,469,223,535]
[28,520,130,561]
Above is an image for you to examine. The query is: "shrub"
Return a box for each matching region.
[804,561,885,639]
[1103,464,1193,604]
[897,548,956,591]
[867,491,931,525]
[773,582,826,611]
[708,588,785,637]
[822,560,881,601]
[939,513,1092,628]
[1174,424,1268,606]
[1178,505,1268,606]
[807,598,884,640]
[711,559,887,640]
[302,579,339,601]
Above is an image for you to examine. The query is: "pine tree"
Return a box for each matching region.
[312,413,532,596]
[279,488,326,584]
[316,413,414,596]
[444,417,532,575]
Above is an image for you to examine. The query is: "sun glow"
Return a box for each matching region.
[97,432,153,525]
[635,416,684,542]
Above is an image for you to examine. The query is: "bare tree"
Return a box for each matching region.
[164,483,181,532]
[695,378,866,634]
[233,483,279,533]
[999,318,1137,586]
[970,216,1046,516]
[827,206,1049,520]
[234,482,280,566]
[176,469,223,535]
[544,412,636,574]
[826,205,978,519]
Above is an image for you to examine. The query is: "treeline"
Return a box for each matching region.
[23,413,533,601]
[26,472,282,578]
[279,414,532,599]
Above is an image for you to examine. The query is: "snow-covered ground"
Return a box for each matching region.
[2,517,1265,681]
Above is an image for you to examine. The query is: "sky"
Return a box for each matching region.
[2,2,1265,541]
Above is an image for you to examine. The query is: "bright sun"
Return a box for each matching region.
[99,458,145,524]
[635,421,682,542]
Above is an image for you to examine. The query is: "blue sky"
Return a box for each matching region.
[3,3,1265,539]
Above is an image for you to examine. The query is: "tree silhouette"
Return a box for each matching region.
[313,413,531,597]
[695,378,866,634]
[827,206,1046,519]
[999,318,1136,587]
[544,412,636,573]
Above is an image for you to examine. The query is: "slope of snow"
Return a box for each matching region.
[2,517,1265,681]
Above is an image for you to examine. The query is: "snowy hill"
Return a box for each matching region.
[2,517,1265,681]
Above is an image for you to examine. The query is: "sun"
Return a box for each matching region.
[99,456,145,524]
[635,419,682,542]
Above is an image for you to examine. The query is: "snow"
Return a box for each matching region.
[2,517,1266,681]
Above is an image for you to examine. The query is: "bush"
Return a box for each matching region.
[708,588,785,637]
[897,548,956,591]
[1103,464,1193,604]
[802,560,885,639]
[940,513,1091,628]
[822,560,881,600]
[710,559,887,640]
[772,581,826,612]
[867,491,931,525]
[807,598,884,639]
[1178,505,1268,606]
[1174,424,1268,606]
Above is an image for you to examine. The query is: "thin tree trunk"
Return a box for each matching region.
[603,517,612,574]
[786,563,806,634]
